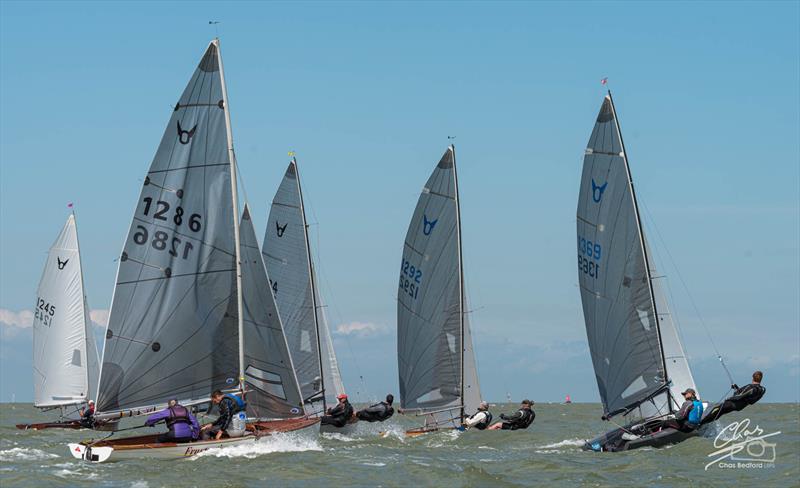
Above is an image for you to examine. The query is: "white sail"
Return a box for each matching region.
[33,214,97,408]
[96,41,240,414]
[313,269,346,408]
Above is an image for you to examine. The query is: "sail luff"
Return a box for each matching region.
[72,210,99,401]
[606,91,671,413]
[450,145,466,422]
[215,38,246,394]
[294,158,328,412]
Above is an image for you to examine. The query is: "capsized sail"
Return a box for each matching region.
[33,214,98,408]
[397,146,481,427]
[239,205,305,419]
[576,93,696,421]
[262,160,346,414]
[96,41,239,413]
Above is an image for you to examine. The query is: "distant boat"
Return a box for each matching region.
[68,39,315,463]
[577,92,753,452]
[16,213,103,431]
[565,395,572,404]
[262,157,351,433]
[397,145,483,436]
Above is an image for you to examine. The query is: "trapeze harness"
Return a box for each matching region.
[504,408,534,430]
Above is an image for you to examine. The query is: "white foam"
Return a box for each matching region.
[536,438,586,449]
[0,447,58,461]
[321,432,358,442]
[130,481,149,488]
[193,432,322,459]
[362,462,386,467]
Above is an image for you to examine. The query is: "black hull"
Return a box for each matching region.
[583,424,697,452]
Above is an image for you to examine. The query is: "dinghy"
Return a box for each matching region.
[396,146,483,436]
[17,214,105,431]
[577,92,741,452]
[68,39,314,462]
[262,158,353,433]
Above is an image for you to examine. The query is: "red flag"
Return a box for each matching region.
[600,77,608,85]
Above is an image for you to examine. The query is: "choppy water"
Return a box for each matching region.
[1,403,797,487]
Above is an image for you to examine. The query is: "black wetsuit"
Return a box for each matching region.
[356,401,394,422]
[79,406,95,428]
[321,400,354,428]
[499,407,535,430]
[717,383,766,416]
[202,397,239,440]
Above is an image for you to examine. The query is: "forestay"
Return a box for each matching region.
[239,205,305,418]
[33,214,99,408]
[262,160,346,413]
[397,146,481,426]
[97,41,239,412]
[577,94,695,420]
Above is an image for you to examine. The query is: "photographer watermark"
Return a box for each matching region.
[705,418,780,470]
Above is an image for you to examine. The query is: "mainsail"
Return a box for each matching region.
[576,93,696,421]
[97,41,240,413]
[239,205,305,418]
[397,146,481,427]
[33,214,99,408]
[262,159,346,414]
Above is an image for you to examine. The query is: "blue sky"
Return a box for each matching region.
[1,1,798,404]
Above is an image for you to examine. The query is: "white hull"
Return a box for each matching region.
[68,434,258,462]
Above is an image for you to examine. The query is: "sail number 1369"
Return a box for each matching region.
[577,235,601,280]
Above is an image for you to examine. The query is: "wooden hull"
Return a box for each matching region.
[68,417,318,462]
[405,425,463,438]
[16,420,117,432]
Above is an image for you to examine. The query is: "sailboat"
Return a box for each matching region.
[17,213,103,431]
[578,92,732,452]
[68,39,315,463]
[262,158,351,433]
[397,145,482,436]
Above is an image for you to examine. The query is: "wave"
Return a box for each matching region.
[193,432,322,459]
[0,447,58,461]
[536,438,586,449]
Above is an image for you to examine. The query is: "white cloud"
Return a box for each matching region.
[0,309,34,329]
[90,309,110,328]
[335,321,388,337]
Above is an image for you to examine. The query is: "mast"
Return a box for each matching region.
[606,91,671,412]
[216,38,246,395]
[451,144,466,422]
[294,157,327,412]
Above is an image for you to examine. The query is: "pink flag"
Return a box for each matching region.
[600,77,608,85]
[67,202,73,208]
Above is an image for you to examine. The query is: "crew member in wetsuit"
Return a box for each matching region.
[464,401,493,430]
[146,399,200,443]
[356,394,395,422]
[201,390,245,440]
[661,388,703,433]
[704,370,766,421]
[321,393,354,427]
[79,400,95,428]
[488,399,535,430]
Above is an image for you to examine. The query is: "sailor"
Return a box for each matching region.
[488,399,535,430]
[321,393,354,428]
[661,388,703,432]
[356,394,395,422]
[79,400,95,428]
[463,401,493,430]
[145,399,200,443]
[706,370,766,420]
[201,390,246,440]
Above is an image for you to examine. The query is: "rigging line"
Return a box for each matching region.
[639,201,734,385]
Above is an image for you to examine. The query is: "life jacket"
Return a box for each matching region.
[473,411,492,430]
[224,394,246,412]
[518,408,534,428]
[687,400,704,425]
[166,405,191,429]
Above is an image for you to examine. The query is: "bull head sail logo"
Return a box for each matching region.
[176,121,198,145]
[422,214,438,236]
[275,221,288,237]
[57,257,69,270]
[591,179,608,203]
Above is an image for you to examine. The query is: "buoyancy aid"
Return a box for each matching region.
[687,400,704,425]
[166,405,191,429]
[474,411,492,430]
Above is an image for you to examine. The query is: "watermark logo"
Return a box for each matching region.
[705,418,780,470]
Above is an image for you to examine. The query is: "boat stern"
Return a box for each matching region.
[67,443,113,463]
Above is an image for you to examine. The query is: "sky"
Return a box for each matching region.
[1,1,798,405]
